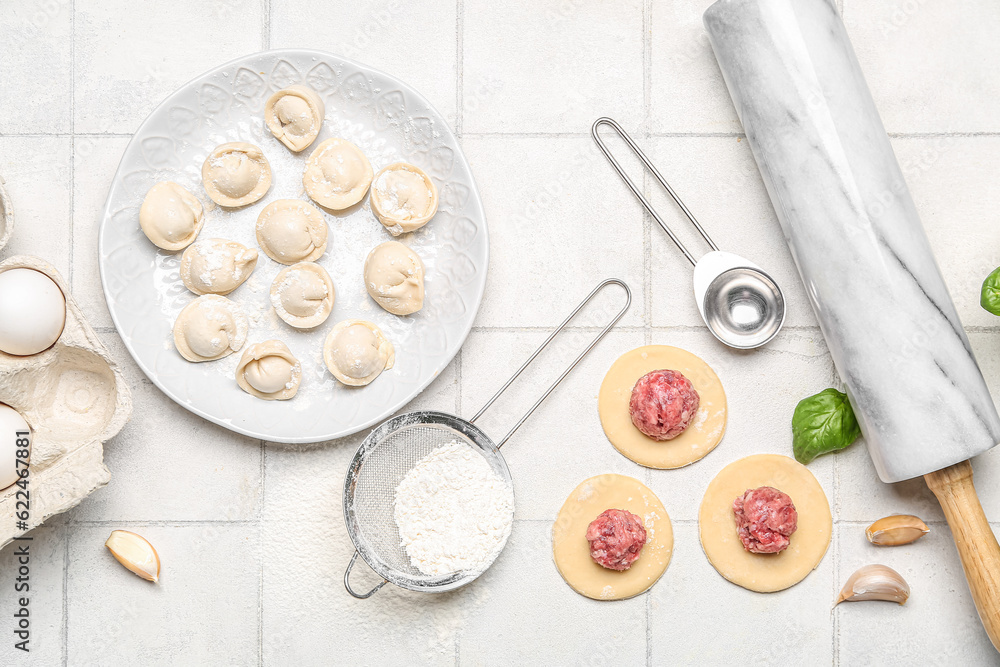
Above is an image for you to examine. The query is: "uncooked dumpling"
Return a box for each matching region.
[201,142,272,207]
[256,199,328,265]
[180,238,258,296]
[363,241,425,316]
[235,340,302,400]
[139,181,204,251]
[323,319,394,387]
[370,162,438,235]
[303,138,372,210]
[172,295,248,363]
[270,262,335,329]
[265,85,325,152]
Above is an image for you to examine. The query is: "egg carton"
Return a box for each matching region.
[0,177,12,253]
[0,256,132,549]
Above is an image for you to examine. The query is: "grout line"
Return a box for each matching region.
[643,213,652,345]
[64,5,75,662]
[455,349,463,417]
[70,519,262,526]
[832,519,1000,528]
[258,531,264,667]
[84,324,823,334]
[469,324,823,333]
[259,441,266,519]
[453,0,464,646]
[650,131,745,138]
[832,346,842,666]
[832,476,840,666]
[646,589,652,667]
[836,519,961,525]
[455,0,464,137]
[92,324,1000,335]
[642,0,653,350]
[955,326,1000,333]
[261,0,271,50]
[886,131,1000,138]
[454,4,464,661]
[69,133,75,286]
[62,524,70,667]
[258,437,266,666]
[464,131,593,139]
[642,12,656,662]
[67,0,76,289]
[0,132,134,138]
[643,0,651,137]
[1,129,998,140]
[503,517,714,524]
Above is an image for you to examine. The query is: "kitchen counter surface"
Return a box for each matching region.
[1,0,1000,664]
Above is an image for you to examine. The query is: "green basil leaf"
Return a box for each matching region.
[791,388,861,464]
[982,267,1000,316]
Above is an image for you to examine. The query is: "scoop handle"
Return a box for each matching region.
[925,460,1000,651]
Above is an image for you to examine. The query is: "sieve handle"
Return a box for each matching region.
[344,550,387,599]
[471,278,631,448]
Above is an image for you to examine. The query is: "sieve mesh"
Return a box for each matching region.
[344,411,514,591]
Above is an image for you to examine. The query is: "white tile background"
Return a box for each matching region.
[0,0,999,664]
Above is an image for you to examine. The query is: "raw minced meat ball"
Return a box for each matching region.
[585,508,647,571]
[733,486,798,554]
[628,369,700,440]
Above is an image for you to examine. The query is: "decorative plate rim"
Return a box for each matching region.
[98,48,489,443]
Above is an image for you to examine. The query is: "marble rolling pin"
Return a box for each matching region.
[705,0,1000,648]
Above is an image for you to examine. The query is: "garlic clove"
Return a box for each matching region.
[835,564,909,605]
[105,530,161,583]
[865,514,930,546]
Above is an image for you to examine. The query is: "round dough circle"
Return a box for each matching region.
[598,345,727,469]
[699,454,832,593]
[552,474,673,601]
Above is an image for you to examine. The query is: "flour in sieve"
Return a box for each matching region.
[393,441,514,576]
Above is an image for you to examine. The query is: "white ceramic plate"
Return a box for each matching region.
[99,50,488,443]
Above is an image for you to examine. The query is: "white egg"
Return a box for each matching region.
[0,268,67,356]
[0,403,30,490]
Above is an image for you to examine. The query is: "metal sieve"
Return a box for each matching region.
[343,279,631,598]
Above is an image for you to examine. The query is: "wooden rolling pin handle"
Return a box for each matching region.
[925,459,1000,652]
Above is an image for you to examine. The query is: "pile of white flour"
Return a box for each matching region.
[393,441,514,576]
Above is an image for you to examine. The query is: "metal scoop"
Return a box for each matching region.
[592,117,784,349]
